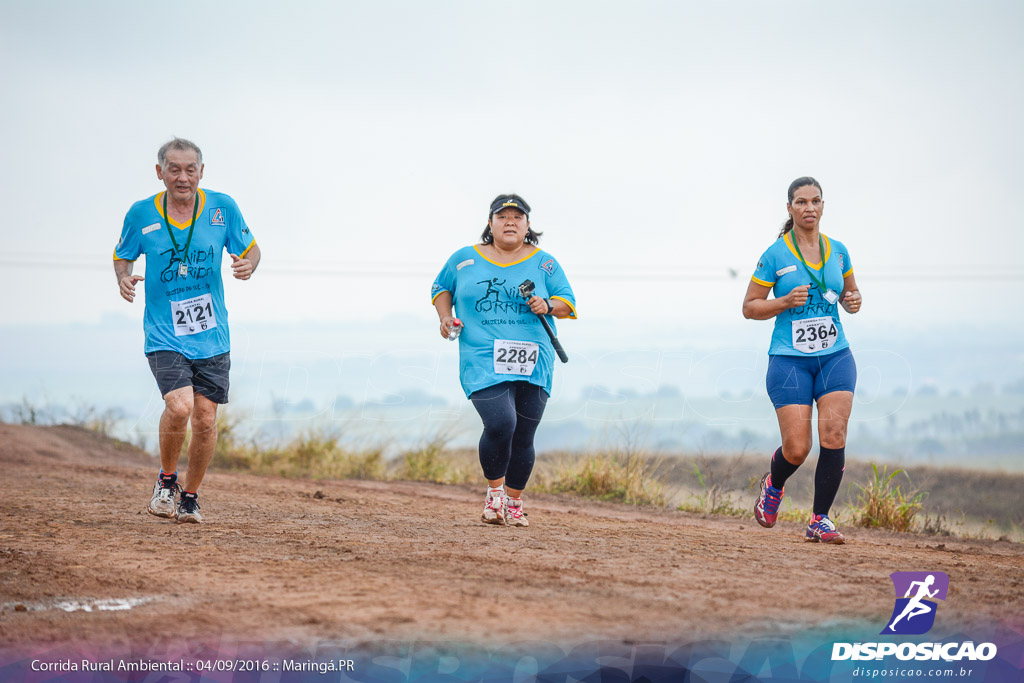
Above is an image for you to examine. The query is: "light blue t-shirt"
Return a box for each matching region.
[114,189,255,359]
[751,232,853,357]
[432,245,577,397]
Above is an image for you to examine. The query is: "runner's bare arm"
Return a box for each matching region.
[433,291,457,339]
[114,259,144,303]
[230,243,260,280]
[742,280,809,320]
[527,296,571,318]
[841,271,861,314]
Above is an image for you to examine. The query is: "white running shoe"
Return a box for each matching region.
[505,498,529,527]
[481,489,507,525]
[148,478,180,518]
[176,491,203,524]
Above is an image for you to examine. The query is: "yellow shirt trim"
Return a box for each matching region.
[550,295,577,319]
[431,289,449,304]
[154,189,207,229]
[783,232,832,271]
[239,239,256,259]
[472,244,539,268]
[751,275,774,287]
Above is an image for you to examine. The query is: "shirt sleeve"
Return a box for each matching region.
[836,241,853,277]
[431,254,457,304]
[544,256,577,319]
[224,197,256,257]
[113,209,142,261]
[751,247,776,287]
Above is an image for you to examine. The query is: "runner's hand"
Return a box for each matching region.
[230,253,254,280]
[785,285,810,308]
[528,296,551,315]
[119,275,144,303]
[440,316,457,339]
[842,289,862,314]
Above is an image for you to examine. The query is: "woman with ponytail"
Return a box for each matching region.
[742,177,862,544]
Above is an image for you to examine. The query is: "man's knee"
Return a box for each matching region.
[190,412,218,435]
[163,390,194,423]
[190,399,219,435]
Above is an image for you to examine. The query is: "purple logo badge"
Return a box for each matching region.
[882,571,949,635]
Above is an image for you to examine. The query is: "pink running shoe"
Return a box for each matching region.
[481,488,507,525]
[754,472,784,528]
[505,498,529,528]
[805,514,845,544]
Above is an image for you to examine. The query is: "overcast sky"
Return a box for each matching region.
[2,0,1023,336]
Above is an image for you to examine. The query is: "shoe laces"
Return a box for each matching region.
[761,480,783,514]
[157,481,180,500]
[486,493,505,511]
[507,502,525,519]
[813,515,836,531]
[179,495,200,513]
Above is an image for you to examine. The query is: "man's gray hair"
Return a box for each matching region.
[157,137,203,168]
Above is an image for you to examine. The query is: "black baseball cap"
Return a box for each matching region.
[489,194,531,217]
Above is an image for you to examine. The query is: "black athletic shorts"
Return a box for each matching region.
[146,351,231,404]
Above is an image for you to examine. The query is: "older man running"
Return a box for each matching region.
[113,137,260,523]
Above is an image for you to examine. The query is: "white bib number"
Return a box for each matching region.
[493,339,539,376]
[171,294,217,337]
[791,316,837,354]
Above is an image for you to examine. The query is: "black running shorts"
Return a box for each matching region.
[146,351,231,404]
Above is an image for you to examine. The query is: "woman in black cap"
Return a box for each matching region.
[430,194,577,526]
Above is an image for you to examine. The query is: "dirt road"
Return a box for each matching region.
[1,423,1022,652]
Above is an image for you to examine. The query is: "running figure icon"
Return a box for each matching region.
[476,278,506,308]
[888,574,939,631]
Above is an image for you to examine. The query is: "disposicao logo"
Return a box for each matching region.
[883,571,949,635]
[831,571,997,662]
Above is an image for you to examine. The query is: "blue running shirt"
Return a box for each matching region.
[114,189,255,359]
[751,232,853,356]
[432,245,577,397]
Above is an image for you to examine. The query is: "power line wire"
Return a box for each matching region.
[2,258,1023,281]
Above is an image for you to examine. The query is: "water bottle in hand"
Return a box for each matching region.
[448,318,462,341]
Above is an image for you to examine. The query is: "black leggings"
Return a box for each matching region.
[469,381,549,490]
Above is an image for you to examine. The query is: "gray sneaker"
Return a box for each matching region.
[148,479,180,518]
[481,489,507,525]
[505,498,529,527]
[176,492,202,524]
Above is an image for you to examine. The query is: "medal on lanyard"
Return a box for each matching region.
[791,233,838,303]
[162,192,200,278]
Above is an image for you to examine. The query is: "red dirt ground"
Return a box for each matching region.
[1,423,1022,650]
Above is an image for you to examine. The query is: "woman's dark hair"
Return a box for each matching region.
[779,177,823,237]
[481,193,543,246]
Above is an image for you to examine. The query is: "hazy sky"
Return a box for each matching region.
[2,0,1023,336]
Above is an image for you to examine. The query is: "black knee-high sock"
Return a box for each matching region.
[813,446,846,515]
[769,446,800,490]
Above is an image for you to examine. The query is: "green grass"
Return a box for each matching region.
[210,413,386,480]
[534,448,667,506]
[395,435,476,484]
[211,414,478,484]
[676,462,746,516]
[851,463,925,532]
